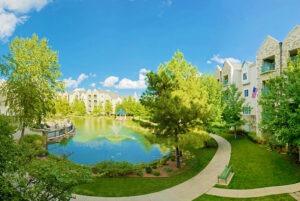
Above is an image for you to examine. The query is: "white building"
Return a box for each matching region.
[59,89,125,114]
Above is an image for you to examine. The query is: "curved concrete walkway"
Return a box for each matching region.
[207,182,300,198]
[72,134,231,201]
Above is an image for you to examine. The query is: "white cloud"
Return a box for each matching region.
[64,73,88,88]
[90,83,96,87]
[209,54,241,64]
[0,0,52,42]
[74,88,85,92]
[206,60,212,64]
[139,68,149,74]
[101,76,119,87]
[101,68,149,90]
[0,0,52,13]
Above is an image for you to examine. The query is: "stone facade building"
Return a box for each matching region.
[215,25,300,137]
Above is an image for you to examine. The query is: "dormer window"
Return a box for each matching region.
[243,73,247,80]
[261,56,275,73]
[223,75,229,85]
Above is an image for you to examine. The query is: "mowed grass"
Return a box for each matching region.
[73,142,217,197]
[220,134,300,189]
[194,194,295,201]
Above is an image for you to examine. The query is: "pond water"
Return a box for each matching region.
[48,117,169,165]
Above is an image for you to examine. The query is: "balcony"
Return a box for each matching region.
[261,62,275,73]
[223,80,229,86]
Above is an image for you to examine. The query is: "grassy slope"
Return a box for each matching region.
[194,194,295,201]
[220,134,300,189]
[74,143,217,197]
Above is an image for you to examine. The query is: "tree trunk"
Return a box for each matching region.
[299,146,300,162]
[234,126,237,139]
[20,122,26,143]
[175,146,181,168]
[174,133,181,168]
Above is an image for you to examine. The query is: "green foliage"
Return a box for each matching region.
[0,34,64,142]
[55,96,71,116]
[141,50,222,167]
[104,100,113,115]
[222,84,246,138]
[153,170,160,176]
[259,51,300,159]
[145,166,152,174]
[22,134,47,157]
[71,98,86,116]
[0,115,16,171]
[92,161,135,177]
[247,132,265,144]
[194,194,295,201]
[136,170,143,177]
[92,104,103,116]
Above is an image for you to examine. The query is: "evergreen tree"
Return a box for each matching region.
[104,100,113,115]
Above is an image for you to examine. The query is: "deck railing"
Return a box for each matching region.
[46,124,74,140]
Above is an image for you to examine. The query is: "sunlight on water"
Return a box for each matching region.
[48,117,169,164]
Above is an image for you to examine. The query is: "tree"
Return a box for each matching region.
[141,51,220,168]
[104,100,113,115]
[71,98,86,116]
[259,52,300,161]
[222,84,246,139]
[0,35,63,142]
[92,104,103,116]
[55,96,71,116]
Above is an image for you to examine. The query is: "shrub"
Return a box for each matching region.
[136,170,143,177]
[92,161,134,177]
[159,157,168,166]
[170,155,176,161]
[164,167,173,172]
[145,166,152,174]
[247,132,265,144]
[153,171,160,176]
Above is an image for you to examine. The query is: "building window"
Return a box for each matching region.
[243,73,247,80]
[261,56,275,73]
[262,80,268,93]
[223,75,229,85]
[289,49,298,62]
[243,106,251,115]
[244,89,249,97]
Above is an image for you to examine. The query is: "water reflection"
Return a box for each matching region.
[48,117,169,164]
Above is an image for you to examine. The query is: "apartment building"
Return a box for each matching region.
[215,25,300,137]
[59,89,128,114]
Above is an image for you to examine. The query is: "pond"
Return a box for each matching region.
[48,117,169,165]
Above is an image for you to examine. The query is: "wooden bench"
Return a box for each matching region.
[218,165,234,185]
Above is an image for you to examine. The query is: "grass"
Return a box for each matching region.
[194,194,295,201]
[73,141,217,197]
[219,134,300,189]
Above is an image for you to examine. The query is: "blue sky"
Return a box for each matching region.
[1,0,300,95]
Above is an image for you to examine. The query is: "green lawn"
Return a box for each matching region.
[194,194,295,201]
[220,134,300,189]
[74,143,217,197]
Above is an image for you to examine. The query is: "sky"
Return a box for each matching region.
[0,0,300,96]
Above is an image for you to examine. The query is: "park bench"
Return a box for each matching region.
[218,165,234,185]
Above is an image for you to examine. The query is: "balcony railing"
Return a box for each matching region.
[223,80,229,85]
[261,62,275,73]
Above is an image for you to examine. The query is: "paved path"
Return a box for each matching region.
[207,183,300,198]
[13,127,42,140]
[72,134,232,201]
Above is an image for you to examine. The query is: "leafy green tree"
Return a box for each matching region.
[104,99,113,115]
[222,84,246,139]
[141,51,219,168]
[0,35,63,142]
[55,96,71,116]
[259,52,300,161]
[71,98,86,116]
[92,104,103,116]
